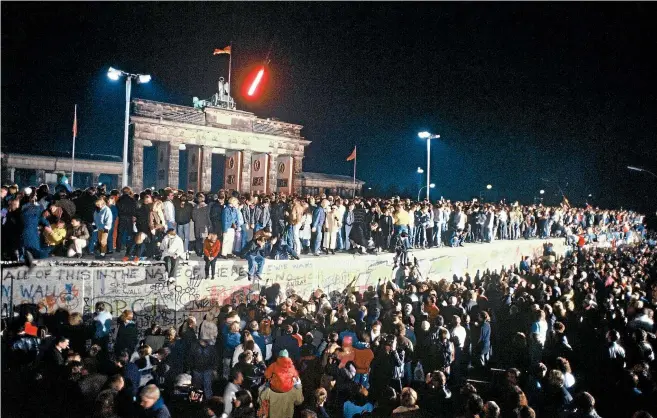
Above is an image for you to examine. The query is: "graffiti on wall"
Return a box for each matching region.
[1,239,566,333]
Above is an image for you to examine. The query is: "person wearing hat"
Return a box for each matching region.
[160,227,184,280]
[264,349,300,393]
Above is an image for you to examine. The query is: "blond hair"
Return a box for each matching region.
[69,312,83,326]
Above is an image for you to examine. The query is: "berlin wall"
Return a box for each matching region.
[1,239,565,332]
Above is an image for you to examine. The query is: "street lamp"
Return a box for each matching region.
[417,183,435,202]
[108,67,151,187]
[627,165,657,179]
[416,167,424,174]
[418,131,440,200]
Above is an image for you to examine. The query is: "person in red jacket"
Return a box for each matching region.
[265,349,299,393]
[203,232,221,279]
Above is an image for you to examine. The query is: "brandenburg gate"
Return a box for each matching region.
[130,98,310,194]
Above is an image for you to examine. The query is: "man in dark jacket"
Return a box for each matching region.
[190,339,218,398]
[270,197,287,238]
[208,195,223,237]
[272,324,301,362]
[116,187,137,252]
[369,335,405,399]
[311,200,327,256]
[241,236,268,281]
[175,194,194,253]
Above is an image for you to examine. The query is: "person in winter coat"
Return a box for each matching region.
[475,311,492,368]
[140,384,172,418]
[66,216,90,257]
[311,200,328,256]
[241,236,268,281]
[89,198,113,258]
[190,338,218,399]
[116,187,137,253]
[160,227,185,280]
[272,325,301,363]
[255,198,273,232]
[114,310,139,359]
[208,195,224,236]
[175,194,194,253]
[198,315,219,345]
[192,193,212,256]
[265,349,300,393]
[369,335,405,399]
[203,232,222,279]
[322,206,340,254]
[223,321,242,379]
[22,193,53,260]
[221,197,239,258]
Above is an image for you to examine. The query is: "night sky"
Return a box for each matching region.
[3,2,656,211]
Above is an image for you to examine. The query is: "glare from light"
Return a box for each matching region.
[138,74,151,84]
[107,67,121,81]
[417,167,424,174]
[627,166,642,172]
[539,189,545,195]
[429,183,435,188]
[486,184,492,190]
[178,144,187,151]
[248,67,265,96]
[368,187,372,190]
[588,194,592,197]
[418,131,431,139]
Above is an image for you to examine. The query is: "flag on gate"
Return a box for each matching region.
[213,46,231,55]
[346,146,356,161]
[72,105,78,137]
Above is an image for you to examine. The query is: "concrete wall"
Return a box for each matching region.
[1,239,565,333]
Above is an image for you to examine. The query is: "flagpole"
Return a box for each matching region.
[352,146,357,198]
[228,42,232,92]
[71,104,77,188]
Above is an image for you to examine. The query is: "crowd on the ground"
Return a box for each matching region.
[2,234,657,418]
[0,178,647,281]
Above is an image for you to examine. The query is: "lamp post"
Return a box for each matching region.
[418,131,440,201]
[627,165,657,179]
[418,183,435,202]
[108,67,151,188]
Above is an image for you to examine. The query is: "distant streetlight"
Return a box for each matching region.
[539,189,545,195]
[417,167,424,174]
[368,187,372,190]
[417,183,435,202]
[108,67,151,187]
[627,165,657,179]
[588,193,593,197]
[418,131,441,200]
[486,184,492,190]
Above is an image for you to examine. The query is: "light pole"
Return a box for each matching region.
[418,183,435,202]
[108,67,151,188]
[418,131,440,201]
[628,165,657,179]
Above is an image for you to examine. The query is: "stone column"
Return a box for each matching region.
[116,174,123,189]
[292,156,303,194]
[267,153,278,194]
[91,173,101,187]
[199,146,213,192]
[167,142,180,190]
[35,169,46,185]
[240,150,253,194]
[131,139,144,191]
[187,145,201,191]
[8,167,15,183]
[154,142,169,190]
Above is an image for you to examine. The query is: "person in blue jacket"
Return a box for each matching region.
[221,197,239,258]
[311,199,328,256]
[21,193,53,261]
[241,235,268,281]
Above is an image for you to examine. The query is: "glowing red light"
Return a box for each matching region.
[247,67,265,96]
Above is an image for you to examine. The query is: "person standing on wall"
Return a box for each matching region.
[160,227,185,281]
[203,232,221,279]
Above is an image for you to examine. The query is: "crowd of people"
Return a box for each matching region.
[0,178,647,280]
[1,178,656,418]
